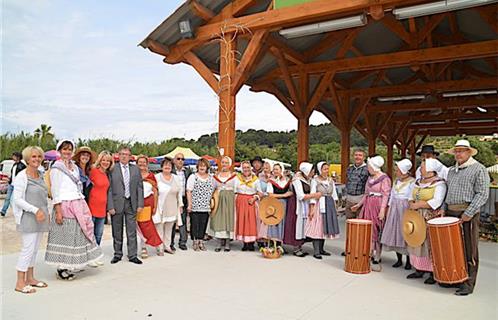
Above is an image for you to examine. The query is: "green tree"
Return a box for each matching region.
[33,124,56,149]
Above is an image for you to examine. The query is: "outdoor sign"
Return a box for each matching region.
[274,0,318,9]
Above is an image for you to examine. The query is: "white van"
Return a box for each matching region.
[0,160,15,178]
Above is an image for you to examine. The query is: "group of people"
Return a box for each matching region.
[9,138,489,297]
[342,141,489,296]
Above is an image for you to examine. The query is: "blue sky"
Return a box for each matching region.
[2,0,328,142]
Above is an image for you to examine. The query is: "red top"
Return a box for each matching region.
[89,168,110,218]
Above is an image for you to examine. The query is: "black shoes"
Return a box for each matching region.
[392,260,403,268]
[407,271,425,279]
[341,251,346,257]
[404,261,412,270]
[179,244,188,251]
[424,273,436,285]
[313,254,323,260]
[129,257,143,264]
[455,284,473,296]
[110,256,121,264]
[320,251,331,256]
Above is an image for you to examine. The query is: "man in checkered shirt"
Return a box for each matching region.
[445,140,489,296]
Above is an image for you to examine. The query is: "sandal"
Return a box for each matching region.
[56,269,76,281]
[28,281,48,288]
[199,241,207,251]
[214,247,222,252]
[293,250,306,257]
[15,285,36,294]
[141,249,149,259]
[156,248,164,256]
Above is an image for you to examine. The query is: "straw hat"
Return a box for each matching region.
[447,139,478,156]
[259,197,284,226]
[72,146,97,164]
[209,189,220,216]
[402,209,427,247]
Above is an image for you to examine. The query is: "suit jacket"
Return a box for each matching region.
[107,162,144,213]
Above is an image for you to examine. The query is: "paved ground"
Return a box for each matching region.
[1,202,497,320]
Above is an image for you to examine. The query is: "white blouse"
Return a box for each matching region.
[143,181,154,198]
[266,177,290,193]
[409,180,447,210]
[234,175,262,195]
[214,173,237,191]
[50,162,84,204]
[388,177,415,205]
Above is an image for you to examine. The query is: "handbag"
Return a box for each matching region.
[137,206,152,222]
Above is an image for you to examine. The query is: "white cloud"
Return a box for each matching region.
[2,0,330,143]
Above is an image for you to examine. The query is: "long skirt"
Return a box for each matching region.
[137,196,163,247]
[381,197,409,255]
[408,236,433,272]
[322,196,340,238]
[283,195,304,247]
[235,194,258,243]
[359,195,383,248]
[45,217,102,270]
[266,198,286,241]
[210,190,235,239]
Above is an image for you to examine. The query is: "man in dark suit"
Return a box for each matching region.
[170,152,192,251]
[107,146,144,264]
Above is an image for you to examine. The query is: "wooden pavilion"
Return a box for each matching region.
[139,0,498,181]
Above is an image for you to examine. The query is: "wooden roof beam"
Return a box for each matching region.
[369,97,498,112]
[341,77,498,98]
[257,40,498,81]
[190,0,215,21]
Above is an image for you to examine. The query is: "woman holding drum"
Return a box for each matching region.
[406,158,447,285]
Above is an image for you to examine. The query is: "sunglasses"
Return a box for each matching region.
[176,158,185,161]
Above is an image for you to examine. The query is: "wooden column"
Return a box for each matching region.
[409,140,416,176]
[297,116,310,164]
[340,128,350,184]
[368,135,376,155]
[387,141,394,179]
[218,33,237,161]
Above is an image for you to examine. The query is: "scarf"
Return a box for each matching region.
[455,156,478,172]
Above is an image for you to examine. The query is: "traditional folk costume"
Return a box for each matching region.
[234,174,262,249]
[445,140,489,295]
[307,163,340,258]
[138,173,163,256]
[407,159,447,283]
[380,159,415,255]
[289,162,314,257]
[210,172,237,252]
[381,159,415,268]
[187,173,215,250]
[357,156,391,262]
[266,176,292,241]
[45,157,103,278]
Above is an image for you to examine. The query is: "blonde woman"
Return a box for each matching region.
[88,151,114,247]
[13,146,49,294]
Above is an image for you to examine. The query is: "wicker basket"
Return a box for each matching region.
[260,239,283,259]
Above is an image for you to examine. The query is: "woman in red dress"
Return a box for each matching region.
[136,155,163,258]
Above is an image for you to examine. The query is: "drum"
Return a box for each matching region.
[344,219,372,274]
[427,217,468,284]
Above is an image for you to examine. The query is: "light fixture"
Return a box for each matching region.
[442,89,498,97]
[393,0,498,19]
[179,20,194,39]
[458,118,496,123]
[477,106,488,112]
[411,120,446,125]
[279,14,367,39]
[377,95,426,102]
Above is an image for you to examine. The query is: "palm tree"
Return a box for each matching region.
[34,124,55,148]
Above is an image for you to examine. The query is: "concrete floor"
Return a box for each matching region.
[1,209,497,320]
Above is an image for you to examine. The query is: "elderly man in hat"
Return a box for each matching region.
[415,145,448,180]
[445,140,489,296]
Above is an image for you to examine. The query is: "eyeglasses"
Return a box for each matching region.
[176,158,185,161]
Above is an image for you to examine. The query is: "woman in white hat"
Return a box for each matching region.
[380,159,415,269]
[45,139,103,280]
[289,162,322,257]
[307,162,340,259]
[406,158,447,285]
[351,155,392,264]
